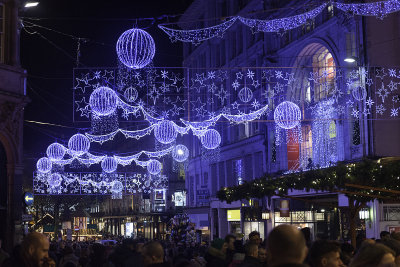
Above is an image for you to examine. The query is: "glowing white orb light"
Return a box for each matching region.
[200,129,221,149]
[101,156,118,173]
[36,157,52,173]
[147,159,162,175]
[172,144,189,162]
[273,101,301,129]
[89,86,118,116]
[68,134,90,156]
[154,120,177,144]
[116,28,156,69]
[47,173,62,187]
[46,143,66,161]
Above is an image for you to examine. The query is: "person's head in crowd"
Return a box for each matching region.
[301,227,312,246]
[340,242,354,266]
[258,247,267,263]
[20,232,55,267]
[210,238,227,253]
[309,240,343,267]
[350,243,396,267]
[381,231,391,241]
[267,224,308,267]
[224,234,236,251]
[249,231,261,246]
[142,241,164,266]
[244,242,258,258]
[381,238,400,266]
[391,232,400,242]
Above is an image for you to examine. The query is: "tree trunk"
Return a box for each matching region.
[348,197,365,249]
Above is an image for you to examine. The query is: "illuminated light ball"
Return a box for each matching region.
[89,86,118,116]
[123,86,138,102]
[116,28,156,69]
[68,134,90,156]
[47,173,62,187]
[154,120,177,144]
[352,86,367,101]
[101,156,118,173]
[144,180,151,187]
[147,159,162,175]
[238,87,253,103]
[200,129,221,149]
[274,101,301,130]
[36,157,52,173]
[46,143,66,161]
[172,144,189,162]
[111,181,124,193]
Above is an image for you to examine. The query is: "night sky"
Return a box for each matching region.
[21,0,193,157]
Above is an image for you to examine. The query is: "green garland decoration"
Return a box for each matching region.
[217,158,400,203]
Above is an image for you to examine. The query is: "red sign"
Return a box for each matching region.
[280,200,290,217]
[74,225,80,231]
[287,129,300,171]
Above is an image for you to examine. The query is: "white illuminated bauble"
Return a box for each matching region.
[89,86,118,116]
[274,101,301,129]
[101,156,118,173]
[111,181,124,193]
[200,129,221,149]
[36,157,52,173]
[352,86,367,101]
[123,86,138,102]
[147,159,162,175]
[172,144,189,162]
[47,173,62,187]
[116,28,156,69]
[154,120,177,144]
[144,180,151,187]
[68,134,90,156]
[46,143,66,161]
[238,87,253,103]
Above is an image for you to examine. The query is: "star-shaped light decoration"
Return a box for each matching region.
[365,97,374,108]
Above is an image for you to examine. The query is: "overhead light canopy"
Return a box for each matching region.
[344,56,357,63]
[24,1,39,7]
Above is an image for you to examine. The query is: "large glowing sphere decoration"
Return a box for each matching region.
[172,144,189,162]
[36,157,52,173]
[352,86,367,101]
[68,134,90,156]
[274,101,301,129]
[116,28,156,69]
[200,129,221,149]
[47,173,62,187]
[147,159,162,175]
[89,86,118,116]
[238,87,253,103]
[154,120,177,144]
[101,156,118,173]
[111,181,124,193]
[124,86,138,103]
[46,143,66,161]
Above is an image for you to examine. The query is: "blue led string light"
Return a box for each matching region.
[116,28,156,69]
[200,129,222,150]
[158,17,238,45]
[335,0,400,20]
[147,159,162,175]
[101,156,118,173]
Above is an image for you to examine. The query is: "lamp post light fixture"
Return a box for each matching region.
[359,208,370,220]
[262,209,271,220]
[344,56,358,63]
[24,1,39,7]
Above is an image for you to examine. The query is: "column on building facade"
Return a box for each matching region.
[217,208,228,238]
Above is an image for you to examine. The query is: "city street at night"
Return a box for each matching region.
[1,0,400,266]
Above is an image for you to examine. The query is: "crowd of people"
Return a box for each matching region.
[1,225,400,267]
